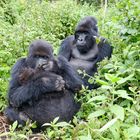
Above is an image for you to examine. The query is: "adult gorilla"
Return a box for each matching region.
[58,16,112,89]
[5,39,82,127]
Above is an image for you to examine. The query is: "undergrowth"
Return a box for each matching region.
[0,0,140,139]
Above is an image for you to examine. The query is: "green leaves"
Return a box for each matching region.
[87,95,107,103]
[78,130,92,140]
[0,0,140,139]
[126,125,140,138]
[55,122,72,127]
[88,110,105,119]
[110,105,124,121]
[11,121,18,131]
[99,118,118,132]
[105,73,121,83]
[96,79,109,85]
[117,74,134,84]
[113,90,133,101]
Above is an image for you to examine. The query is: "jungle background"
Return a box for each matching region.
[0,0,140,139]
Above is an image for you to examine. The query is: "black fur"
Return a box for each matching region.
[58,16,112,89]
[5,39,82,127]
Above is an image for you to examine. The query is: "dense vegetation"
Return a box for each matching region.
[0,0,140,139]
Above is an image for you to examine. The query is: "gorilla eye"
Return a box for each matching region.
[83,31,89,35]
[34,55,49,59]
[94,27,98,32]
[43,56,49,59]
[75,33,79,39]
[34,55,40,58]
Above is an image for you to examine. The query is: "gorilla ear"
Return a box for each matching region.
[52,48,54,53]
[28,44,34,56]
[73,37,77,44]
[50,46,53,53]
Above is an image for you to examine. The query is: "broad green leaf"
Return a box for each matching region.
[103,63,114,69]
[88,110,105,119]
[99,118,118,132]
[101,85,112,89]
[114,90,133,101]
[105,73,121,83]
[87,129,92,140]
[55,122,72,127]
[96,79,109,85]
[73,116,78,125]
[109,121,120,140]
[110,105,124,121]
[87,95,107,103]
[12,121,18,131]
[79,130,92,140]
[126,108,139,117]
[129,86,137,93]
[42,123,51,127]
[136,69,140,72]
[52,117,59,124]
[127,125,140,138]
[31,122,37,128]
[117,74,134,84]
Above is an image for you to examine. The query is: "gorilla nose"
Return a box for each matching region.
[79,38,83,41]
[78,39,84,44]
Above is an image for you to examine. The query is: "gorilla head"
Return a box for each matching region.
[26,39,55,71]
[74,16,99,54]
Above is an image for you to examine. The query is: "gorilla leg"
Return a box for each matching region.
[4,107,29,125]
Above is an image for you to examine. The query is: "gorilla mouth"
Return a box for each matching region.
[77,45,85,51]
[76,40,86,47]
[77,45,88,54]
[77,44,86,48]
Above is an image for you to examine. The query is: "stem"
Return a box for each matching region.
[101,0,108,31]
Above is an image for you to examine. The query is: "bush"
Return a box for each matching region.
[77,0,117,7]
[0,0,140,139]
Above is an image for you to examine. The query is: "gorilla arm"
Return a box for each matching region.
[8,58,65,108]
[57,55,83,91]
[58,35,74,61]
[97,38,112,61]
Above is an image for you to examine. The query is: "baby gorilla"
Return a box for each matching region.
[5,39,82,127]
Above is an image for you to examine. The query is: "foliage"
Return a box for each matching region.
[0,0,140,139]
[77,0,117,7]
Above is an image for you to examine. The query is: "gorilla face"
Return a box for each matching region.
[26,39,55,70]
[35,57,54,71]
[75,31,96,54]
[74,16,99,54]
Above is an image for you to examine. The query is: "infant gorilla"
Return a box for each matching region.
[5,39,82,127]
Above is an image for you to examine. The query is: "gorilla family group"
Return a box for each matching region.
[5,16,112,129]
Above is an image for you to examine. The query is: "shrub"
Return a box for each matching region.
[0,0,140,139]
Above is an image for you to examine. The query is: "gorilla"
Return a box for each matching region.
[5,39,82,127]
[58,16,112,89]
